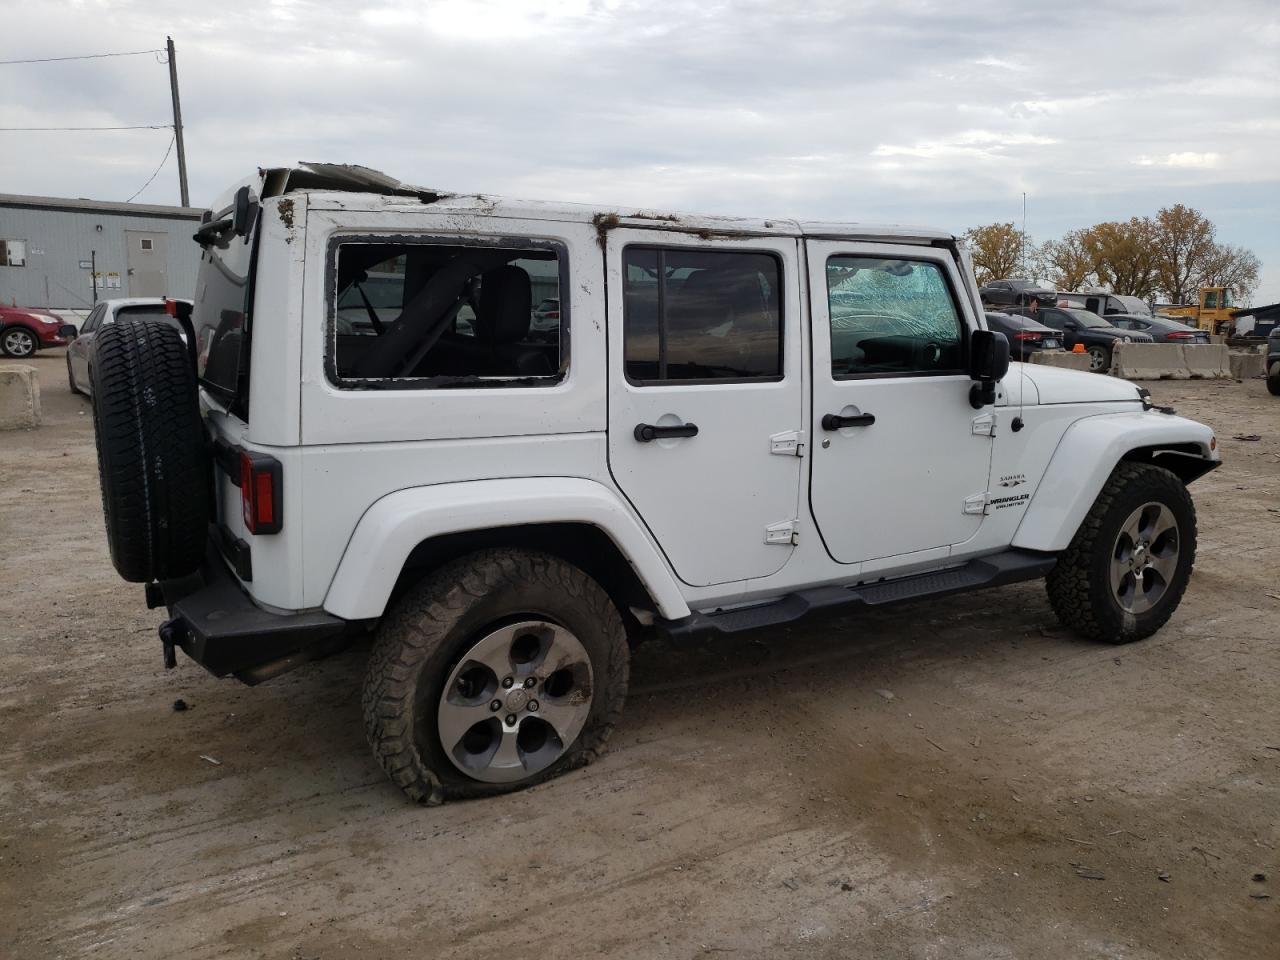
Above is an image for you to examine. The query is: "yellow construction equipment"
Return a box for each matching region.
[1159,287,1237,335]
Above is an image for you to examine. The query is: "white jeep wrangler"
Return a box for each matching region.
[90,163,1220,803]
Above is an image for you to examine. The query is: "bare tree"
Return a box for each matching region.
[1195,243,1261,305]
[1153,204,1216,304]
[963,222,1024,286]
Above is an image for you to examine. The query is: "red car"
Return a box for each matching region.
[0,305,76,358]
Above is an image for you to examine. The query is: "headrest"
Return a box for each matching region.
[477,265,532,344]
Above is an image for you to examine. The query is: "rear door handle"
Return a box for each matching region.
[634,422,699,442]
[821,412,875,430]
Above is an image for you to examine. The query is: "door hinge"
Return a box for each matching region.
[972,413,996,437]
[769,429,806,457]
[963,493,991,516]
[765,519,800,545]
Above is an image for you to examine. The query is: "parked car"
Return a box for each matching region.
[1107,313,1211,345]
[87,164,1219,804]
[1055,292,1151,317]
[1267,326,1280,396]
[0,304,76,358]
[1011,306,1151,372]
[984,311,1063,360]
[66,298,191,397]
[980,279,1057,308]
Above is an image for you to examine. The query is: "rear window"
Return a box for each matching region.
[192,224,256,406]
[327,238,566,388]
[115,305,171,322]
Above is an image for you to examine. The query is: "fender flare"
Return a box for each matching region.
[1011,411,1218,553]
[322,477,691,621]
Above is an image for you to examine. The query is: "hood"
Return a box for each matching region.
[1019,363,1145,406]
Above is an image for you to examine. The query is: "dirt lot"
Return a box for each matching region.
[2,349,1277,959]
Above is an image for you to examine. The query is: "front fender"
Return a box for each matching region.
[1011,412,1218,553]
[322,477,691,621]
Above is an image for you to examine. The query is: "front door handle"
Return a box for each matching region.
[634,422,699,442]
[821,412,875,430]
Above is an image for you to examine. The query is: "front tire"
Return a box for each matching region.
[362,549,630,804]
[1,327,38,358]
[1046,462,1196,643]
[1087,345,1110,373]
[1268,367,1280,397]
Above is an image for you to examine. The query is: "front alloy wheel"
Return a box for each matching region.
[1109,503,1180,615]
[1087,345,1110,372]
[2,327,37,357]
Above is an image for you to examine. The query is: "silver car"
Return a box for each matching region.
[67,298,191,397]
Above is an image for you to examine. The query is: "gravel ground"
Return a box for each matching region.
[2,349,1277,959]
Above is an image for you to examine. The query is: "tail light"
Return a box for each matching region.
[239,451,282,535]
[1013,332,1041,342]
[1166,331,1196,340]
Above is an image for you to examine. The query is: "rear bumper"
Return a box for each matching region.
[151,542,356,684]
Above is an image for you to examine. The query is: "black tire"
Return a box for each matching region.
[1,326,38,358]
[91,318,209,583]
[1046,462,1196,643]
[66,354,82,396]
[362,548,630,804]
[1086,344,1110,373]
[1267,368,1280,397]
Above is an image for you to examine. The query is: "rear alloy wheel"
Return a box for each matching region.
[363,549,629,803]
[1087,345,1110,372]
[2,327,37,358]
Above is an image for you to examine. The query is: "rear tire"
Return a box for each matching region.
[1046,462,1196,643]
[1268,367,1280,397]
[91,318,209,582]
[362,549,630,804]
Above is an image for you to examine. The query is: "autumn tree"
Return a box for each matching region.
[963,222,1026,285]
[1082,218,1160,300]
[1152,204,1217,304]
[1040,228,1097,291]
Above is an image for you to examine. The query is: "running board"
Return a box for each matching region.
[659,549,1058,639]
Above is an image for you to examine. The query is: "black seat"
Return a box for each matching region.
[475,265,554,377]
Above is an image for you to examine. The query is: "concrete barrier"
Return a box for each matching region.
[1182,344,1231,379]
[1028,351,1092,372]
[1109,342,1188,379]
[1110,342,1232,380]
[1228,352,1265,380]
[0,364,41,430]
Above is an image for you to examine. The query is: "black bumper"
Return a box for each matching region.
[151,543,353,684]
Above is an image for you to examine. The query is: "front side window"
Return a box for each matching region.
[826,257,964,377]
[622,247,782,383]
[1203,290,1218,309]
[329,239,565,388]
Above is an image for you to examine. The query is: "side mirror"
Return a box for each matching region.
[968,329,1010,409]
[232,185,259,240]
[1062,320,1078,331]
[57,324,79,340]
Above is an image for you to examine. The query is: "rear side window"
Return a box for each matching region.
[328,239,565,388]
[622,247,782,383]
[826,257,963,377]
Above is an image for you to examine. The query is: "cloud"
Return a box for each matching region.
[0,0,1276,301]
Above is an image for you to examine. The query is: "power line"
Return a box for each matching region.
[0,49,164,65]
[125,134,176,203]
[0,124,171,131]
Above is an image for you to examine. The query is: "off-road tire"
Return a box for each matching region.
[1046,462,1196,643]
[362,549,629,804]
[91,318,209,582]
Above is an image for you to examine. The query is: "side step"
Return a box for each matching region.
[659,549,1057,639]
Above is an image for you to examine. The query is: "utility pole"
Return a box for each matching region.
[166,36,190,207]
[91,250,98,304]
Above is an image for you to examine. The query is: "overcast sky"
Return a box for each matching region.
[3,0,1278,303]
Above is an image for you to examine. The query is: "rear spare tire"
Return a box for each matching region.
[91,318,209,582]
